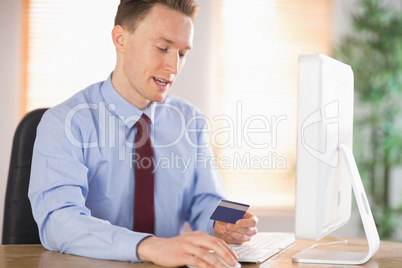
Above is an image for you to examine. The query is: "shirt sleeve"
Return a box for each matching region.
[28,110,150,262]
[186,114,228,235]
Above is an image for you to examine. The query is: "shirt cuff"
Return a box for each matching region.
[116,231,154,262]
[135,234,155,262]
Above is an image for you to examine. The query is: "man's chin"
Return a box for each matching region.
[151,93,168,103]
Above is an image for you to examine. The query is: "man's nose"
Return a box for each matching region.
[165,52,179,74]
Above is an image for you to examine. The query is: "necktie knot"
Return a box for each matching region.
[135,114,152,148]
[135,113,151,133]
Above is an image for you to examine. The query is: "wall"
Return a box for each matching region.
[2,0,400,242]
[0,0,218,243]
[0,0,24,242]
[169,0,219,118]
[255,0,402,238]
[330,0,402,240]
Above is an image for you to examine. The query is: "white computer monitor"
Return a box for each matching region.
[293,54,380,265]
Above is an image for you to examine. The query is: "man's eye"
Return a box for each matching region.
[157,47,168,52]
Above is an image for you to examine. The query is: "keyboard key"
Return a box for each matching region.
[231,232,295,263]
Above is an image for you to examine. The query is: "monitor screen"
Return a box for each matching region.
[295,54,354,241]
[293,54,380,265]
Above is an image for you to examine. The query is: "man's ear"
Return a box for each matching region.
[112,25,126,53]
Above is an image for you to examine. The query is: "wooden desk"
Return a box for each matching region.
[1,238,401,268]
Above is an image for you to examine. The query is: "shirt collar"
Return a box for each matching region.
[101,73,156,129]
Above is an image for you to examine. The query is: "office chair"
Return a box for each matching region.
[2,108,48,244]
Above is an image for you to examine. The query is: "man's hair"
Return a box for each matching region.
[115,0,199,33]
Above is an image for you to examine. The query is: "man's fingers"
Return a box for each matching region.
[214,213,259,246]
[219,232,239,245]
[138,231,239,267]
[183,254,209,268]
[190,231,238,267]
[187,247,224,268]
[226,222,258,236]
[223,222,258,244]
[224,230,252,244]
[235,212,259,227]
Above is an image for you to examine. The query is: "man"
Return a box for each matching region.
[28,0,258,267]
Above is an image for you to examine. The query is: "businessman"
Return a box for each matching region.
[29,0,258,267]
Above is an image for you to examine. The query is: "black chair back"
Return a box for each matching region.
[2,108,48,244]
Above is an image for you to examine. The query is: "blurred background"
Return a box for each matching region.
[0,0,401,242]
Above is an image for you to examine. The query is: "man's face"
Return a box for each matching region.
[119,4,194,108]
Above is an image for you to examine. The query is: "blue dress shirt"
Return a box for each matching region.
[28,74,227,262]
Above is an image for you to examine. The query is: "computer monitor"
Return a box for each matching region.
[293,54,380,265]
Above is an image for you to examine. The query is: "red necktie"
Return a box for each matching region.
[133,114,155,234]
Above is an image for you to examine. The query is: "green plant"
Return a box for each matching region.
[334,0,402,240]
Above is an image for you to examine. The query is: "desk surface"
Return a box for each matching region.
[1,237,401,268]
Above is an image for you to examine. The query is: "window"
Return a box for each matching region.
[217,0,332,209]
[24,0,119,112]
[23,0,332,210]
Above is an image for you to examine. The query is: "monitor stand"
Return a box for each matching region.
[292,144,380,265]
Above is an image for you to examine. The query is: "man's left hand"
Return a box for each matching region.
[214,212,258,245]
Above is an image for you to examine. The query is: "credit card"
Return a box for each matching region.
[210,200,250,224]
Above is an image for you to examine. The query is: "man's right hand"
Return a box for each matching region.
[137,231,238,267]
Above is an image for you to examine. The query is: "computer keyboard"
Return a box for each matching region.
[230,232,295,263]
